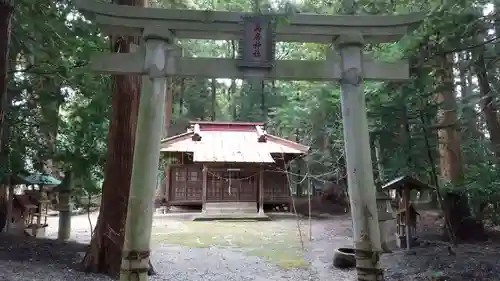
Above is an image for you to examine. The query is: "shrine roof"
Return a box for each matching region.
[13,194,38,210]
[160,121,309,163]
[382,175,435,191]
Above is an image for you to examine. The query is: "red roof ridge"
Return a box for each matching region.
[188,121,265,126]
[160,131,193,144]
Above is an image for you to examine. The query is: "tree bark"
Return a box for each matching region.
[400,104,414,174]
[435,53,471,238]
[82,0,143,278]
[459,52,482,140]
[164,78,173,138]
[179,79,184,115]
[210,78,216,121]
[0,90,14,233]
[230,40,237,120]
[37,82,63,178]
[0,0,14,151]
[260,80,265,120]
[472,37,500,161]
[494,0,500,57]
[0,88,13,233]
[436,54,464,187]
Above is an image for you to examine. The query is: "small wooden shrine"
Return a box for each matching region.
[3,173,60,237]
[159,121,309,219]
[10,191,49,236]
[382,175,434,249]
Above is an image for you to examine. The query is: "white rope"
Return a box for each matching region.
[282,158,307,251]
[184,149,344,183]
[206,170,259,181]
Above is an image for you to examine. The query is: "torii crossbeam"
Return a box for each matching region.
[75,0,423,43]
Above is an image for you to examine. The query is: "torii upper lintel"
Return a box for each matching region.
[73,0,424,44]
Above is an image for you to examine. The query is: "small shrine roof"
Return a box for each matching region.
[13,194,38,209]
[382,175,434,191]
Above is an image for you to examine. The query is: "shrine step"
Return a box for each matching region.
[204,202,257,214]
[192,213,270,221]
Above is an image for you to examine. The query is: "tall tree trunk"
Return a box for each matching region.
[211,78,216,121]
[436,54,464,186]
[372,134,385,186]
[38,84,62,177]
[494,0,500,57]
[472,36,500,161]
[0,0,14,151]
[82,0,144,278]
[230,40,237,120]
[435,53,471,238]
[400,104,414,174]
[459,52,482,139]
[260,81,265,120]
[0,85,14,233]
[230,80,237,120]
[0,45,17,232]
[164,78,173,138]
[179,79,184,115]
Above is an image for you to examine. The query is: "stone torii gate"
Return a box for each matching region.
[74,1,423,280]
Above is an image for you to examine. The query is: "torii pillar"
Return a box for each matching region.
[336,33,384,280]
[119,28,173,281]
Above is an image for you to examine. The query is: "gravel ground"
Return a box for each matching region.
[0,213,354,281]
[1,212,500,281]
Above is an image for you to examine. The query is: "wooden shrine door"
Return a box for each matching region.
[207,170,257,202]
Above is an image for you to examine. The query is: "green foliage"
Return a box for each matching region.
[6,0,109,196]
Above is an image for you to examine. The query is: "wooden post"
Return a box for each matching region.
[286,163,293,212]
[336,33,383,280]
[164,77,173,138]
[120,36,171,281]
[163,165,170,203]
[308,177,312,241]
[202,165,207,213]
[33,189,43,237]
[404,187,411,250]
[162,74,173,206]
[4,185,13,233]
[296,158,302,197]
[373,135,385,185]
[395,191,400,237]
[258,168,264,215]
